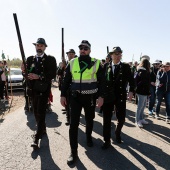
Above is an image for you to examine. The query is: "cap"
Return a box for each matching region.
[109,46,123,55]
[33,38,47,47]
[66,49,75,54]
[152,60,161,64]
[78,40,91,48]
[162,62,170,66]
[141,55,150,61]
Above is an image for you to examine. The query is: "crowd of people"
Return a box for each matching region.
[19,38,169,165]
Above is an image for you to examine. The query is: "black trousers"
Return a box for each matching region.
[32,90,49,138]
[65,90,71,121]
[69,93,96,150]
[0,81,5,99]
[23,82,29,107]
[103,101,126,142]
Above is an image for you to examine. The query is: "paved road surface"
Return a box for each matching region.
[0,87,170,170]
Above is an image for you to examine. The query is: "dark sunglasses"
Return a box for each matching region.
[0,63,4,64]
[154,63,160,65]
[114,52,122,56]
[79,47,89,51]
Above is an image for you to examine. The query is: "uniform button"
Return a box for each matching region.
[120,87,122,88]
[121,94,123,95]
[121,100,123,102]
[120,80,122,81]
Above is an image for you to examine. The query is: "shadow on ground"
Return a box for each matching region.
[31,134,60,170]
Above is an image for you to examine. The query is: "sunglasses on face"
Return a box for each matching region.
[0,63,4,64]
[114,53,122,56]
[79,47,89,51]
[154,63,160,65]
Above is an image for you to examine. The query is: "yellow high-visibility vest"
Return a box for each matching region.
[70,57,100,90]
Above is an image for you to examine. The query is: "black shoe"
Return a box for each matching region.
[102,141,111,150]
[31,135,39,148]
[87,138,93,147]
[67,151,78,165]
[116,136,122,144]
[65,118,70,126]
[65,121,70,126]
[115,131,122,144]
[24,106,29,111]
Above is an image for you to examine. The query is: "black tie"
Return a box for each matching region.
[114,65,118,74]
[36,57,41,70]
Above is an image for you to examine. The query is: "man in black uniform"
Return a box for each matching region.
[102,47,135,149]
[60,40,104,165]
[22,38,56,148]
[65,49,76,125]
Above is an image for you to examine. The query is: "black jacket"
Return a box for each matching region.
[61,55,105,97]
[156,70,170,92]
[104,61,135,103]
[26,53,57,90]
[150,66,159,84]
[135,67,150,95]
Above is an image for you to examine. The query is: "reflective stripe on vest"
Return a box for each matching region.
[69,57,100,91]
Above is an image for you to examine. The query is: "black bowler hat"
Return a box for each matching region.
[109,46,122,55]
[33,38,47,47]
[66,49,75,54]
[78,40,91,49]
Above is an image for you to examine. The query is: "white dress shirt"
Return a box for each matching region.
[112,61,120,74]
[36,53,44,61]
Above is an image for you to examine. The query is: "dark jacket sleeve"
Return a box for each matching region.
[44,56,57,83]
[96,64,105,98]
[126,64,135,92]
[61,64,72,97]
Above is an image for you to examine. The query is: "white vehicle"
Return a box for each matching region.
[8,68,23,90]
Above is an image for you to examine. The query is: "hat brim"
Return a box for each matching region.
[66,52,75,54]
[162,64,170,67]
[152,62,160,64]
[78,43,90,48]
[108,51,122,55]
[33,43,47,47]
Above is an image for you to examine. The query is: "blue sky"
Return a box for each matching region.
[0,0,170,63]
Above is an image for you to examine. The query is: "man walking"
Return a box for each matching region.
[102,47,135,149]
[22,38,56,148]
[60,40,104,165]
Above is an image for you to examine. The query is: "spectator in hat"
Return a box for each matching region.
[148,60,161,116]
[155,62,170,122]
[66,49,76,61]
[101,59,105,67]
[64,49,76,125]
